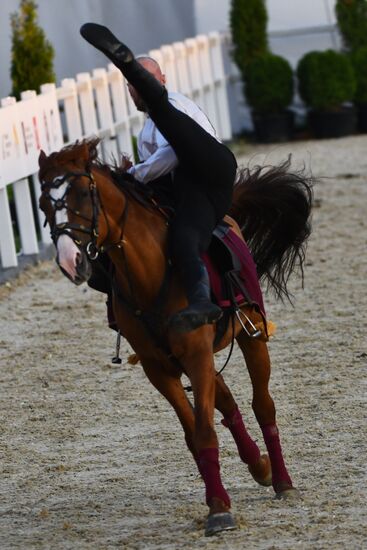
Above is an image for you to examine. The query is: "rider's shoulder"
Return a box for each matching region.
[168,91,198,111]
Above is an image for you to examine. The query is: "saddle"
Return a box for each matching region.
[202,221,267,342]
[204,221,265,316]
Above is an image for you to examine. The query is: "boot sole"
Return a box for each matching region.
[168,309,223,333]
[80,23,133,62]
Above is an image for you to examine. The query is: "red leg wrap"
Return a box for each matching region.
[198,448,231,508]
[222,406,261,465]
[261,424,293,490]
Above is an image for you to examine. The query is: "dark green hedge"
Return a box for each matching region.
[336,0,367,52]
[245,53,294,114]
[351,47,367,103]
[297,50,356,111]
[230,0,268,75]
[11,0,55,99]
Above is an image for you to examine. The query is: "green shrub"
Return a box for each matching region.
[351,47,367,103]
[297,50,356,111]
[335,0,367,52]
[230,0,268,75]
[11,0,55,99]
[245,53,294,114]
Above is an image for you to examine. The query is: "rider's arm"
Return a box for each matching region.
[128,143,178,183]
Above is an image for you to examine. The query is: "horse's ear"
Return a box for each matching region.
[81,142,90,161]
[38,150,48,167]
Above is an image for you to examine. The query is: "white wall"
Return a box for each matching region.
[267,0,336,30]
[194,0,337,34]
[194,0,231,34]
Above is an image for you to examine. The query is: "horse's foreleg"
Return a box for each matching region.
[215,374,271,484]
[173,335,231,516]
[236,333,296,497]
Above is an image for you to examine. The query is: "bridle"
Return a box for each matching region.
[41,169,101,260]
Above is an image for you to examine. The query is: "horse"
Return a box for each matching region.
[38,139,313,536]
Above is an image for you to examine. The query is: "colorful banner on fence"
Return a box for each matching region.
[0,88,63,189]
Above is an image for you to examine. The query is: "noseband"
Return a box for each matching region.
[41,170,100,260]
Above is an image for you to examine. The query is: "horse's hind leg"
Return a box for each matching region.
[236,332,298,498]
[214,374,272,486]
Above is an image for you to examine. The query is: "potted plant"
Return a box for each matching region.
[10,0,55,98]
[351,47,367,132]
[335,0,367,52]
[245,53,294,142]
[297,50,357,138]
[230,0,268,74]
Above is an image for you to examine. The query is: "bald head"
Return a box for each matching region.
[127,56,166,111]
[136,56,163,77]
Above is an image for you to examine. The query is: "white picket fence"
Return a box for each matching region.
[0,32,233,270]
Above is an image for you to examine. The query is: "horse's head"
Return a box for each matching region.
[38,139,102,285]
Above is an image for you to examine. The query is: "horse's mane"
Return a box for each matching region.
[39,138,130,180]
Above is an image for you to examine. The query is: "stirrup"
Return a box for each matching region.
[235,308,261,338]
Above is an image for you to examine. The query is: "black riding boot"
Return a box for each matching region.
[80,23,166,107]
[169,259,222,333]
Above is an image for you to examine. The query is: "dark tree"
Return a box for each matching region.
[11,0,55,99]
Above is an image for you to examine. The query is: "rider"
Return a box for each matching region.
[80,23,237,332]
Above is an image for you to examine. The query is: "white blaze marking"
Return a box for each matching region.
[50,178,80,281]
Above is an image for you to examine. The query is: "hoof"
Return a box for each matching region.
[275,487,301,501]
[248,454,272,487]
[205,512,236,537]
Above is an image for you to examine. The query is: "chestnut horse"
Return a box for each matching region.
[38,139,312,536]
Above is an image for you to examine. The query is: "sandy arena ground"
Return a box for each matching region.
[0,136,366,549]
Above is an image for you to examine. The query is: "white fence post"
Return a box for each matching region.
[0,188,17,268]
[76,72,99,136]
[12,177,39,255]
[107,64,134,159]
[161,45,179,92]
[92,68,119,161]
[11,91,39,255]
[35,83,63,245]
[185,38,205,110]
[208,32,232,141]
[173,42,193,97]
[0,96,19,268]
[196,34,221,137]
[58,78,83,142]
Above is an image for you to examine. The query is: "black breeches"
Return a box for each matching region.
[168,178,218,298]
[170,175,217,264]
[149,99,237,216]
[147,101,237,271]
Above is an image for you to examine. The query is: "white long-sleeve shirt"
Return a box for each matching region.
[128,92,219,183]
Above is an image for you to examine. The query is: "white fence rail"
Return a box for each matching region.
[0,32,233,270]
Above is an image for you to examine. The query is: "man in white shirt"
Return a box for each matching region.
[126,56,218,186]
[81,23,237,332]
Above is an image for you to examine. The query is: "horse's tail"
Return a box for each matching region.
[228,156,314,301]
